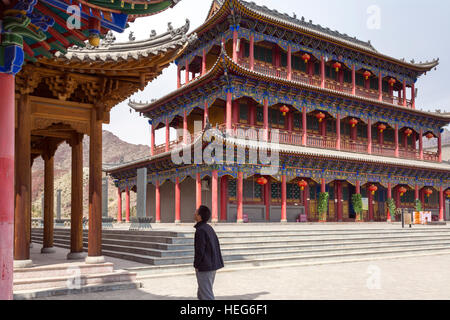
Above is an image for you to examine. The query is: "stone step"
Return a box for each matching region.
[32,233,450,259]
[126,246,450,278]
[13,270,137,291]
[14,281,142,300]
[14,262,114,280]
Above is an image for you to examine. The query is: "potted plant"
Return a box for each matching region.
[317,192,329,222]
[387,198,396,222]
[352,193,363,222]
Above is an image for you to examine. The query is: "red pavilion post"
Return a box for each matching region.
[155,181,161,223]
[117,188,122,223]
[220,176,228,221]
[175,177,181,223]
[237,172,243,223]
[125,186,130,223]
[439,187,444,222]
[281,175,287,223]
[211,170,219,223]
[387,182,392,222]
[196,173,202,210]
[0,73,15,299]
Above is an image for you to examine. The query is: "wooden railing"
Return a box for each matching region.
[237,58,413,107]
[214,123,439,162]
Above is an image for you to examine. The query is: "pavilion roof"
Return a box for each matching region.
[4,0,182,66]
[196,0,439,73]
[129,47,450,124]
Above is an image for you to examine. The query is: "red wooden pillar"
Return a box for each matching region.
[419,128,424,160]
[351,65,356,95]
[263,98,269,141]
[403,80,407,107]
[237,172,243,223]
[175,177,181,223]
[415,185,420,200]
[321,178,326,193]
[368,185,374,221]
[202,49,206,75]
[196,173,202,210]
[0,73,15,299]
[337,181,343,222]
[203,102,209,129]
[211,170,218,222]
[150,125,155,156]
[387,182,392,222]
[439,187,444,222]
[117,188,122,223]
[395,186,401,209]
[394,124,399,158]
[411,83,415,109]
[155,181,161,223]
[220,176,228,221]
[183,110,188,144]
[125,186,130,223]
[336,113,341,150]
[287,45,292,80]
[226,91,232,131]
[281,175,287,222]
[356,181,361,194]
[232,27,238,62]
[185,59,189,84]
[438,132,442,163]
[249,33,254,70]
[320,56,325,88]
[367,118,372,154]
[177,65,181,88]
[165,119,170,152]
[264,181,271,221]
[378,73,383,101]
[302,107,307,146]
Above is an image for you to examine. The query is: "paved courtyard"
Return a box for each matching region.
[38,250,450,300]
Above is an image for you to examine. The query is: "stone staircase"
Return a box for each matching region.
[13,261,141,299]
[31,227,450,278]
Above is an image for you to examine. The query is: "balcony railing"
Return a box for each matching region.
[238,58,412,108]
[215,123,439,162]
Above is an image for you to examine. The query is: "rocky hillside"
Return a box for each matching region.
[31,131,149,219]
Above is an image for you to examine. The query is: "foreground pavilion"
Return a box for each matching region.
[0,0,185,300]
[106,0,450,224]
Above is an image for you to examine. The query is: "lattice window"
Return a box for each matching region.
[326,119,336,134]
[344,69,352,83]
[307,114,319,132]
[292,56,306,72]
[287,183,301,200]
[239,103,248,122]
[293,113,301,131]
[356,73,364,86]
[370,77,379,90]
[271,182,281,200]
[228,179,236,200]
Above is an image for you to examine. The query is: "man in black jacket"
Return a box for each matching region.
[194,205,224,300]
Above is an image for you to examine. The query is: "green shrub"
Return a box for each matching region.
[318,192,329,221]
[352,193,363,220]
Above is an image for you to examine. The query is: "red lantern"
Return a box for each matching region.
[280,105,290,116]
[368,184,378,195]
[404,128,413,137]
[388,78,396,87]
[316,112,325,123]
[302,53,311,64]
[445,190,450,199]
[399,186,407,197]
[332,62,341,73]
[378,123,387,133]
[349,118,358,128]
[363,71,371,80]
[298,180,308,191]
[424,188,433,198]
[426,132,434,140]
[256,177,268,186]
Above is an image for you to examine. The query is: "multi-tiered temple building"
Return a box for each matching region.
[106,0,450,223]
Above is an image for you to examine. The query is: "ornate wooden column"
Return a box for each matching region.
[68,133,84,259]
[232,26,238,62]
[86,107,104,264]
[165,119,170,152]
[263,98,269,141]
[125,186,130,223]
[394,124,399,158]
[336,113,341,150]
[14,94,33,268]
[302,107,307,146]
[249,33,254,70]
[117,187,122,223]
[287,45,292,80]
[402,80,407,107]
[439,187,444,222]
[183,110,188,144]
[368,185,374,222]
[202,49,206,75]
[281,175,287,223]
[411,83,415,109]
[387,182,392,222]
[237,172,243,223]
[321,57,326,88]
[175,177,181,223]
[203,102,209,129]
[438,132,442,163]
[367,119,372,154]
[177,65,181,88]
[150,123,155,156]
[226,90,233,131]
[337,181,343,222]
[196,173,202,210]
[378,73,383,101]
[211,170,218,223]
[42,140,57,254]
[154,181,161,223]
[321,178,326,193]
[220,176,228,221]
[264,181,271,221]
[419,129,424,160]
[351,65,356,95]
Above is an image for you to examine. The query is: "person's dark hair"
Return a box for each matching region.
[197,205,211,222]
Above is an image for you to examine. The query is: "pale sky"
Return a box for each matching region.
[104,0,450,146]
